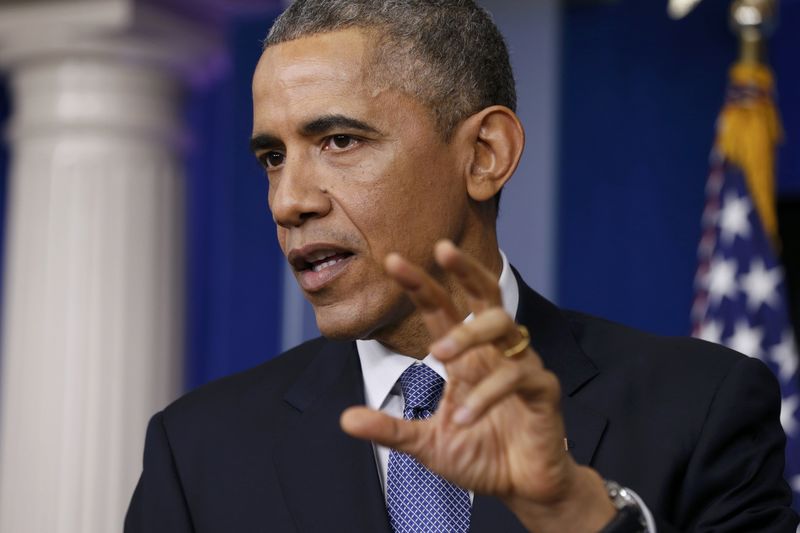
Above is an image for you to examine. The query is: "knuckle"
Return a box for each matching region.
[542,370,562,397]
[391,419,406,444]
[486,307,511,328]
[454,323,477,345]
[510,364,527,386]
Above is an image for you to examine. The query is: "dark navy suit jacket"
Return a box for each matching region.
[125,276,798,532]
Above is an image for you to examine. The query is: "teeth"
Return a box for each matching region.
[312,258,341,273]
[309,250,337,262]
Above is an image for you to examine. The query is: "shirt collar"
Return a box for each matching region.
[356,250,519,411]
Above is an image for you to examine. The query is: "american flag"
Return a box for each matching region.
[692,157,800,511]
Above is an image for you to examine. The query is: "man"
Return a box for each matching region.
[125,1,798,531]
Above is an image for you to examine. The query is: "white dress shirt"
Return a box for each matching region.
[354,251,656,531]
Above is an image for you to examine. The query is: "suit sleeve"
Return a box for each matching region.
[663,356,798,532]
[124,412,194,533]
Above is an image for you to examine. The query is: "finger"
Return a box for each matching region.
[435,240,502,312]
[384,253,462,336]
[340,406,426,455]
[429,307,517,361]
[452,365,561,426]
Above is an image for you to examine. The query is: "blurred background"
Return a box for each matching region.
[0,0,797,530]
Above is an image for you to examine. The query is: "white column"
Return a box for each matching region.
[0,4,221,532]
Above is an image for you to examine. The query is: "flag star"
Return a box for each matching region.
[770,332,800,382]
[781,394,798,436]
[697,321,723,344]
[718,191,752,244]
[706,256,739,305]
[740,258,781,312]
[724,320,763,358]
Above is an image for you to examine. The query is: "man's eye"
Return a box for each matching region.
[324,135,358,151]
[264,152,285,168]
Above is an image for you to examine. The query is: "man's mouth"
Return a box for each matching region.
[304,251,353,273]
[288,246,356,292]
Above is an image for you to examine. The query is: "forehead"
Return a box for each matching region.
[253,29,375,111]
[251,28,440,143]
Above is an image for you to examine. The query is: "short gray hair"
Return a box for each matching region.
[264,0,516,139]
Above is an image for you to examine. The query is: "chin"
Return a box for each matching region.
[311,292,412,342]
[314,312,372,341]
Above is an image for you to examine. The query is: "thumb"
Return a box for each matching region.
[340,406,424,455]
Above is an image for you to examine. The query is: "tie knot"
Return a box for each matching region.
[398,364,445,419]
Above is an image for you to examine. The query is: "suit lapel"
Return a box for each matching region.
[514,270,608,466]
[469,273,609,530]
[273,341,391,533]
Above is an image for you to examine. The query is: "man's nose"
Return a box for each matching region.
[269,157,332,228]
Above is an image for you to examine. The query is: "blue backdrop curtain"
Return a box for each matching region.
[774,0,800,196]
[558,0,800,336]
[184,10,285,391]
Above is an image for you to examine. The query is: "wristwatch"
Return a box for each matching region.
[597,480,648,533]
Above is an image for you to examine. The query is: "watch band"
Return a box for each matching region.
[598,506,647,533]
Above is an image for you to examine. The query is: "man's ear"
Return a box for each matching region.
[455,106,525,203]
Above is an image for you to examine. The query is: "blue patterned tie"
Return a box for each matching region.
[386,363,472,532]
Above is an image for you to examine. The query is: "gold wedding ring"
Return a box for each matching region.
[503,325,530,358]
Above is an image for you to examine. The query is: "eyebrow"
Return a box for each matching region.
[300,114,382,137]
[249,133,282,154]
[250,114,383,155]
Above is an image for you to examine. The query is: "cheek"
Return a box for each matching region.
[276,226,288,254]
[266,182,275,215]
[267,174,278,202]
[329,143,464,254]
[352,180,450,258]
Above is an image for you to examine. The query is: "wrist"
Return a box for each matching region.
[503,465,616,533]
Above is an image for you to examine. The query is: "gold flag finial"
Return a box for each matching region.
[730,0,777,63]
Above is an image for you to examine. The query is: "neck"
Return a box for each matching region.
[372,235,503,359]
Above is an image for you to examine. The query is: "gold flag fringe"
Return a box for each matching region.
[715,62,783,244]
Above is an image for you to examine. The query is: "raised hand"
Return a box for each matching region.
[340,240,615,533]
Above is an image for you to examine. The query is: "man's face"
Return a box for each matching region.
[251,29,472,341]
